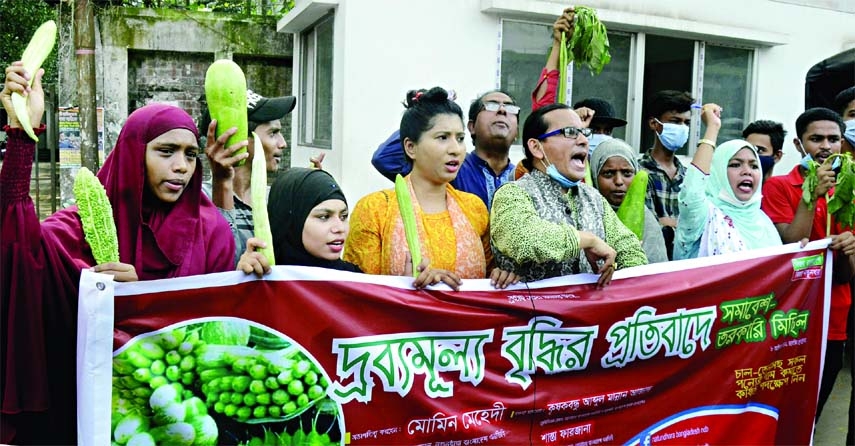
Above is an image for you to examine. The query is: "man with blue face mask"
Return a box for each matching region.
[742,120,786,181]
[639,90,694,260]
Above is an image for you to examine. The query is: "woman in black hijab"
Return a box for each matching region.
[238,168,361,273]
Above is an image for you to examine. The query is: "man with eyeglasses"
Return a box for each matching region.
[490,103,647,287]
[371,90,519,209]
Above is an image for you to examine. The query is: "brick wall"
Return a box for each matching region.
[128,50,213,126]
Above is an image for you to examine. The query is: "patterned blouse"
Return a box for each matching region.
[490,170,647,282]
[344,185,492,277]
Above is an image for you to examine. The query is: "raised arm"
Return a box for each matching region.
[532,7,575,110]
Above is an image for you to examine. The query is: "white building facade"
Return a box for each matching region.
[279,0,855,206]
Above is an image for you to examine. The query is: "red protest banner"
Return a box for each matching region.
[78,243,830,445]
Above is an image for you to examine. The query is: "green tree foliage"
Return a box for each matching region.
[0,0,58,84]
[118,0,293,16]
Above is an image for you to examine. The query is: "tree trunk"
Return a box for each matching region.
[75,0,98,170]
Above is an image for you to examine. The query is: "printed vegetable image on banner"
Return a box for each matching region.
[78,242,832,445]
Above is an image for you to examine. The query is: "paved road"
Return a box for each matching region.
[814,358,852,445]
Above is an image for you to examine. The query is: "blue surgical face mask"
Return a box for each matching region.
[587,133,612,157]
[541,154,579,189]
[759,155,775,177]
[844,119,855,147]
[654,119,689,152]
[799,151,841,170]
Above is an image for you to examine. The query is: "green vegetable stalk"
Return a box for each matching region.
[395,175,422,276]
[558,32,568,105]
[616,170,650,239]
[251,131,276,265]
[74,166,120,264]
[12,20,56,141]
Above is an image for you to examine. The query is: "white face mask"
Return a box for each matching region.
[587,133,612,157]
[844,119,855,146]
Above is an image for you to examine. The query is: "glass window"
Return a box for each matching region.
[300,14,333,148]
[700,44,753,145]
[500,20,552,144]
[570,32,632,140]
[500,20,632,142]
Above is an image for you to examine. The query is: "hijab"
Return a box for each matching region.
[268,168,361,272]
[706,139,781,250]
[589,137,639,210]
[96,103,230,278]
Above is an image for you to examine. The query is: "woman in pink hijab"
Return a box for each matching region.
[0,62,235,444]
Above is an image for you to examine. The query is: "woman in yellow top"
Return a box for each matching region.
[345,87,518,290]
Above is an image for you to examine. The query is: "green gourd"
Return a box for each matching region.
[205,60,248,166]
[74,167,120,264]
[251,132,275,265]
[395,174,421,276]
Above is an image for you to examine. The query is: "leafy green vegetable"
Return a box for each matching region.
[74,166,120,265]
[566,6,611,76]
[801,159,819,206]
[826,153,855,230]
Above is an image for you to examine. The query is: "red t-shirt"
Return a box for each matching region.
[762,166,851,340]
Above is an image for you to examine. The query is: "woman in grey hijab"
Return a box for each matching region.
[590,138,668,263]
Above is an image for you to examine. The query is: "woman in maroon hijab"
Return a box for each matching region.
[0,63,235,443]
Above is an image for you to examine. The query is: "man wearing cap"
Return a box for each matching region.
[204,88,296,265]
[572,98,627,153]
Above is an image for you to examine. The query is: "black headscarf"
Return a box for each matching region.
[268,168,361,272]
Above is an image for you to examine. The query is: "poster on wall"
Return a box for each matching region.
[77,242,830,446]
[58,106,105,165]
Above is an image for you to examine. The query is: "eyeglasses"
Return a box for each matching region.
[537,126,593,140]
[481,101,521,115]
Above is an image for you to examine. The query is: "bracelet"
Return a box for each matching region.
[697,139,716,149]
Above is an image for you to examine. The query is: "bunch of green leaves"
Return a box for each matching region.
[802,153,855,231]
[827,153,855,229]
[565,6,611,76]
[801,159,820,206]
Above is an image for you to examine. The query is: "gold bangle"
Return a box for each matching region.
[697,139,716,149]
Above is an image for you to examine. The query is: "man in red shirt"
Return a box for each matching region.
[761,107,852,423]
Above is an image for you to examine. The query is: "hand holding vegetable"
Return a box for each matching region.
[1,63,44,129]
[552,7,575,43]
[238,237,272,277]
[205,119,249,181]
[814,163,836,199]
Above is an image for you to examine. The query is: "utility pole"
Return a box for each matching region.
[75,0,98,170]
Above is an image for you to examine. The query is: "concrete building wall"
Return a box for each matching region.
[56,7,294,161]
[281,0,855,207]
